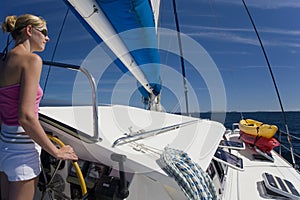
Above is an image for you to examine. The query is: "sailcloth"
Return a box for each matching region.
[64,0,161,101]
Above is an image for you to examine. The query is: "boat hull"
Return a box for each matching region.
[239,119,278,139]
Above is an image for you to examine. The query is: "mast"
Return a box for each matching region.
[172,0,189,116]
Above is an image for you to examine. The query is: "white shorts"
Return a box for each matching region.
[0,124,42,181]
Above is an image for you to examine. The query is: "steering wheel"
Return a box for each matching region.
[46,135,87,196]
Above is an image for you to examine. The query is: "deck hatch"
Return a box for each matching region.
[263,172,300,200]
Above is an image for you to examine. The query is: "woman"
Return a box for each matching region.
[0,14,78,199]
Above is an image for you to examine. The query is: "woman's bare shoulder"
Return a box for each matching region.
[20,52,42,70]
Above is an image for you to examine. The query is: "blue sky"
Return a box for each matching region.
[1,0,300,113]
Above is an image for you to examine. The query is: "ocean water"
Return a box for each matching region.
[192,111,300,168]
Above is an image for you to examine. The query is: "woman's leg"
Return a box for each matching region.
[8,176,39,200]
[0,172,9,200]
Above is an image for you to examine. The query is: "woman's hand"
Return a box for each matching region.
[55,145,78,161]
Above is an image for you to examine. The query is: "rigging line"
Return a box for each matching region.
[42,8,70,98]
[1,34,13,61]
[241,0,297,169]
[172,0,189,116]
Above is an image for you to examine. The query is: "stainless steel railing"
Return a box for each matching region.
[42,61,100,142]
[278,129,300,169]
[112,120,199,147]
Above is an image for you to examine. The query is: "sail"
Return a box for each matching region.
[64,0,161,102]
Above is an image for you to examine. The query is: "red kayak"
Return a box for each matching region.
[240,131,280,152]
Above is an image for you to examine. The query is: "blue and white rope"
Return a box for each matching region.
[160,147,220,200]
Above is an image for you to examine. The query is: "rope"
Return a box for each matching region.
[172,0,189,115]
[130,142,163,158]
[1,34,12,61]
[42,8,69,98]
[130,143,220,199]
[159,147,220,200]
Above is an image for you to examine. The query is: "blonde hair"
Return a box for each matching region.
[1,14,46,40]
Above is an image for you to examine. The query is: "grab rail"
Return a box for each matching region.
[42,61,100,142]
[112,120,199,147]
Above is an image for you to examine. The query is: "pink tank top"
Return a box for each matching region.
[0,84,43,126]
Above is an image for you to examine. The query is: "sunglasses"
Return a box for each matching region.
[34,28,48,37]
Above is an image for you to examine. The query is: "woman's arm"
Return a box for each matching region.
[18,53,77,160]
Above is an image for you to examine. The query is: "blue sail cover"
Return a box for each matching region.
[65,0,161,99]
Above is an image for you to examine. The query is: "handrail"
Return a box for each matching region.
[42,60,100,142]
[112,120,199,147]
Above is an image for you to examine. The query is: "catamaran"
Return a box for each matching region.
[33,0,300,199]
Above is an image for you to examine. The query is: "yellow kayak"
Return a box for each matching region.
[238,119,278,139]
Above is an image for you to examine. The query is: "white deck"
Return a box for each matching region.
[38,105,300,200]
[39,105,225,189]
[222,134,300,200]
